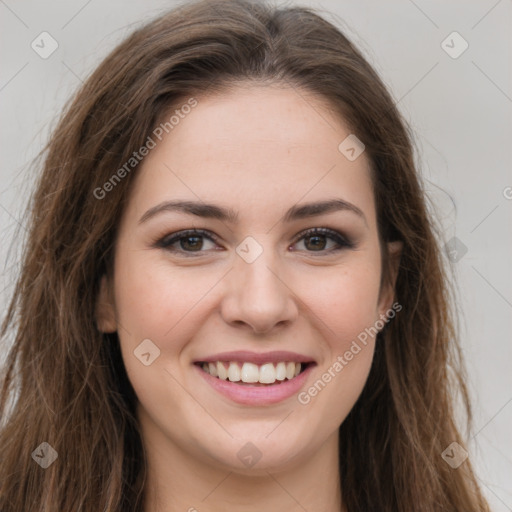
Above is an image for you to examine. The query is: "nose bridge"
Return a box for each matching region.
[221,235,297,333]
[238,245,280,296]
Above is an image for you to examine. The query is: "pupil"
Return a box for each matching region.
[306,235,325,251]
[182,236,202,251]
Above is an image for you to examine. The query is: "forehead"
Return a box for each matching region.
[125,85,376,230]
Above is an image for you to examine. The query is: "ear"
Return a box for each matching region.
[95,274,117,333]
[377,240,403,317]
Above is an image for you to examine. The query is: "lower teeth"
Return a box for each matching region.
[228,379,286,386]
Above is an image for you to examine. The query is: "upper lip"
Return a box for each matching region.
[194,350,315,365]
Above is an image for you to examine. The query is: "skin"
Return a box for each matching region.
[96,84,402,512]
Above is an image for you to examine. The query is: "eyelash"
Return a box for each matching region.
[154,227,355,257]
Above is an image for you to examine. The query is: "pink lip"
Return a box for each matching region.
[194,362,315,406]
[194,350,315,365]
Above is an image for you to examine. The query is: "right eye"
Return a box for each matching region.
[155,229,222,256]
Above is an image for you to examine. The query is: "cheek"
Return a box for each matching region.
[292,255,381,414]
[113,248,212,338]
[111,252,212,408]
[112,249,229,389]
[299,259,382,348]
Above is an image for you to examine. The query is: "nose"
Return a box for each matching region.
[220,246,298,335]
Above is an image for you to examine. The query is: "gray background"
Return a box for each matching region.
[1,0,510,509]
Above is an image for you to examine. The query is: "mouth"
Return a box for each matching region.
[194,360,313,386]
[192,351,316,405]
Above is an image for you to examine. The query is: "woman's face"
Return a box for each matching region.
[97,85,400,473]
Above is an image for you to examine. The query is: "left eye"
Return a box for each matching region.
[293,229,347,252]
[156,228,353,256]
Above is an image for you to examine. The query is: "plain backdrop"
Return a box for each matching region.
[1,0,511,509]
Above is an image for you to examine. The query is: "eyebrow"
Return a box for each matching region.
[138,198,367,226]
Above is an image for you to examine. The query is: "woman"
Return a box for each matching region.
[0,0,491,510]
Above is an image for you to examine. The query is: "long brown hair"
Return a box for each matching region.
[0,0,490,510]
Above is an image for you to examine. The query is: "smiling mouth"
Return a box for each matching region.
[195,361,313,386]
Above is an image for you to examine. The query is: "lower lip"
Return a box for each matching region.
[194,364,315,406]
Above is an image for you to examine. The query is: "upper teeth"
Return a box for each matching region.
[201,361,302,384]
